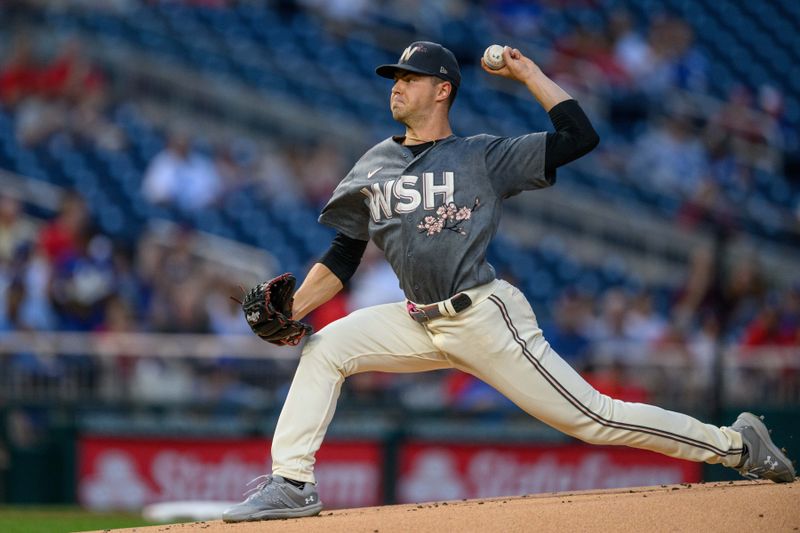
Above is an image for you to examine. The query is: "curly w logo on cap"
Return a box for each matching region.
[399,43,426,63]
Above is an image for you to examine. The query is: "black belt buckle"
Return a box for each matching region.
[451,293,472,313]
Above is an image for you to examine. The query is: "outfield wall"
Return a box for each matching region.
[3,407,797,507]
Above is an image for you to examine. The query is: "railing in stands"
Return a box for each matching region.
[1,332,796,409]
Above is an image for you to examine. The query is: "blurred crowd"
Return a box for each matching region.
[140,131,347,212]
[0,34,125,150]
[0,31,349,211]
[1,1,798,412]
[542,11,797,233]
[0,187,407,405]
[0,189,409,336]
[2,184,798,410]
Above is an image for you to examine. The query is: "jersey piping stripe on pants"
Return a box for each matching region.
[487,294,744,458]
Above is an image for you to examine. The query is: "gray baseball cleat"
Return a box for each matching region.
[731,412,796,483]
[222,474,323,522]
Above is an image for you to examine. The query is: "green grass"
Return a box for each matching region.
[0,506,159,533]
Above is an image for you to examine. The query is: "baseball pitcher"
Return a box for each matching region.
[223,42,795,522]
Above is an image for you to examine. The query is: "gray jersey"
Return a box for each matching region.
[319,133,549,304]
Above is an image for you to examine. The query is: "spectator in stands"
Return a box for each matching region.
[556,25,629,89]
[548,28,610,97]
[197,364,271,413]
[296,141,347,208]
[49,233,116,331]
[0,278,25,332]
[306,287,349,332]
[0,196,37,265]
[110,243,148,321]
[673,245,716,329]
[98,295,137,334]
[307,239,407,332]
[626,291,668,345]
[604,9,652,128]
[0,35,39,109]
[757,84,799,177]
[13,37,114,147]
[133,235,165,293]
[52,37,125,149]
[650,319,693,365]
[699,125,747,201]
[142,132,222,211]
[757,85,789,166]
[215,141,255,197]
[677,179,730,230]
[741,301,795,347]
[640,16,707,97]
[687,312,720,384]
[443,370,517,412]
[609,9,651,84]
[255,143,304,205]
[673,246,770,345]
[129,356,195,403]
[778,287,800,344]
[206,278,252,336]
[626,110,708,197]
[544,290,591,369]
[69,73,126,151]
[711,85,781,172]
[15,93,63,147]
[94,295,140,400]
[159,227,201,284]
[583,360,650,404]
[2,276,65,392]
[347,243,405,311]
[37,191,90,267]
[152,279,211,334]
[12,242,59,331]
[585,289,640,364]
[37,38,103,103]
[724,258,767,334]
[142,229,210,333]
[663,18,707,93]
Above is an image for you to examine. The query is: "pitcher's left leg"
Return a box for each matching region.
[438,280,744,467]
[271,301,447,484]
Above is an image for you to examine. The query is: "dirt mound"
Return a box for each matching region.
[86,480,799,533]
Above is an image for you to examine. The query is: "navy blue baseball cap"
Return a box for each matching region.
[376,41,461,88]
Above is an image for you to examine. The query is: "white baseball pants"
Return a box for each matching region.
[271,279,744,484]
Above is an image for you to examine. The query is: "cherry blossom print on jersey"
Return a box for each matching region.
[418,197,481,236]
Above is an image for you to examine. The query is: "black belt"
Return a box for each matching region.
[407,293,472,323]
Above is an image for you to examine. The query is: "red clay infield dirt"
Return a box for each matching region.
[87,480,798,533]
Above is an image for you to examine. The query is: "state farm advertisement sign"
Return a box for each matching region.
[78,437,381,511]
[398,443,701,503]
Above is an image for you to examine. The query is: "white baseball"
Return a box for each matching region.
[483,44,505,70]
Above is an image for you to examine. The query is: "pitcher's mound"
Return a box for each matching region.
[86,480,799,533]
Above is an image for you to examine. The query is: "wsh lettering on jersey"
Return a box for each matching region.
[360,172,454,222]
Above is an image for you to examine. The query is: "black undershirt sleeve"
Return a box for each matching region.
[544,99,600,181]
[319,232,369,284]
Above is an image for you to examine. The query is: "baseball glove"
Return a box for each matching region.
[239,273,313,346]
